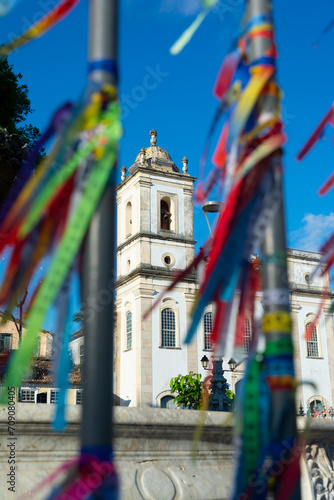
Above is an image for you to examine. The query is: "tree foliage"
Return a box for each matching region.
[0,55,43,205]
[0,56,40,147]
[170,371,236,410]
[170,371,205,410]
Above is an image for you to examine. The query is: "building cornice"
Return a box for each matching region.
[115,265,197,289]
[116,165,197,192]
[116,232,196,252]
[286,248,322,262]
[289,283,334,298]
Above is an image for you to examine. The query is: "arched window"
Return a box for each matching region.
[161,395,177,409]
[160,198,171,230]
[309,398,322,416]
[243,318,251,354]
[126,311,132,350]
[126,201,132,237]
[161,308,176,347]
[204,312,212,350]
[306,323,319,357]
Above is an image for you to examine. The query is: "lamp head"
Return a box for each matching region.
[200,355,209,370]
[227,357,237,372]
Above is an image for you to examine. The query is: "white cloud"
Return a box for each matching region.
[289,213,334,252]
[160,0,201,16]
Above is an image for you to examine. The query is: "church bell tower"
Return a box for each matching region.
[115,130,198,407]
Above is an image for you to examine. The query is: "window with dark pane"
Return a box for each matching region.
[161,395,176,408]
[126,201,132,237]
[160,199,171,230]
[310,398,322,415]
[161,308,176,347]
[204,312,212,350]
[306,323,319,357]
[126,311,132,350]
[76,390,83,405]
[50,389,59,404]
[0,333,12,352]
[243,318,252,354]
[21,389,35,402]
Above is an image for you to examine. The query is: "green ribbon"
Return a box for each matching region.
[265,338,293,357]
[1,103,121,403]
[243,356,262,479]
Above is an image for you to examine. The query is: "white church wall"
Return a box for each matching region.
[69,337,83,366]
[296,300,332,409]
[117,183,137,244]
[119,294,137,406]
[151,241,186,269]
[120,244,138,276]
[151,287,188,406]
[293,261,324,288]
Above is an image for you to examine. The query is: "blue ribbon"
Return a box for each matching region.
[88,59,118,77]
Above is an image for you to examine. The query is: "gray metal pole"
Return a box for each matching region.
[246,0,300,497]
[81,0,118,454]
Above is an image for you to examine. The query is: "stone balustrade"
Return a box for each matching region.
[0,404,332,499]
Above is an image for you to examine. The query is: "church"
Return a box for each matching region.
[114,129,334,414]
[2,130,333,415]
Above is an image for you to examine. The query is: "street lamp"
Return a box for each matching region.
[202,201,223,237]
[227,357,245,372]
[227,357,237,372]
[200,354,209,369]
[200,355,233,412]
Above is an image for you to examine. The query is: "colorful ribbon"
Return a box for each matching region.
[0,0,81,58]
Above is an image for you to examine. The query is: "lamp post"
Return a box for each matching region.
[202,201,223,237]
[201,355,234,411]
[246,2,300,497]
[81,0,118,465]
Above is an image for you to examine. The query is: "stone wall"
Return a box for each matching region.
[0,405,330,499]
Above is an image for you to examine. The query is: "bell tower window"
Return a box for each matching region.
[126,201,132,237]
[160,198,171,230]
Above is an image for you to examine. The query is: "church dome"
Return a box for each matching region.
[130,130,179,173]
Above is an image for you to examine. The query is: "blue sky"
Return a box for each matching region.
[2,0,334,326]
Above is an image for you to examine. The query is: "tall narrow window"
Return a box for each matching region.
[50,389,59,404]
[36,336,41,356]
[161,308,176,347]
[79,344,84,366]
[0,334,12,352]
[160,198,171,230]
[243,318,251,354]
[306,323,319,357]
[126,201,132,237]
[126,311,132,350]
[204,312,212,350]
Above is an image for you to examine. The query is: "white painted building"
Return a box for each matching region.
[288,249,334,412]
[114,130,334,413]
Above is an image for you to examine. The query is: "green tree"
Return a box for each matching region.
[170,371,206,410]
[170,371,235,410]
[0,56,40,147]
[0,55,43,205]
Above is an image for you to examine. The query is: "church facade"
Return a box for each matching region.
[115,130,334,414]
[115,129,198,407]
